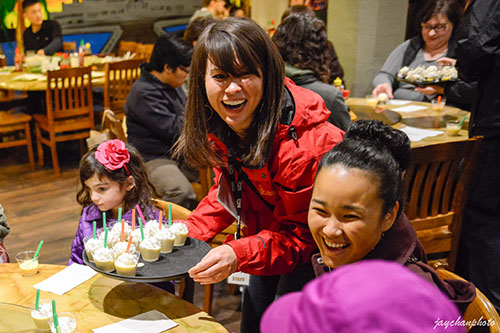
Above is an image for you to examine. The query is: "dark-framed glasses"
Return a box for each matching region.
[421,23,449,32]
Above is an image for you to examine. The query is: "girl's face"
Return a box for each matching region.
[205,59,263,137]
[85,174,134,215]
[308,165,398,269]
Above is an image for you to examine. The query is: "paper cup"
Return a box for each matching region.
[16,251,39,276]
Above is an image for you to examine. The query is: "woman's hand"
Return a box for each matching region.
[437,57,457,67]
[415,86,444,95]
[188,245,238,285]
[372,83,394,99]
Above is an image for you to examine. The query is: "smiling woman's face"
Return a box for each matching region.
[308,165,397,269]
[204,59,263,137]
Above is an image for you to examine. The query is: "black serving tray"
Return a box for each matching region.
[83,237,210,283]
[397,77,458,87]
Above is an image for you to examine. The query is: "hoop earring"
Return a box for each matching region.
[205,104,214,122]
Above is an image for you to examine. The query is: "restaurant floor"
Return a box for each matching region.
[0,143,242,332]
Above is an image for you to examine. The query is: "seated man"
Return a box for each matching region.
[125,34,197,209]
[22,0,63,56]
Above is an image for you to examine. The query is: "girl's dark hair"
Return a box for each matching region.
[273,13,331,83]
[318,120,411,217]
[174,17,285,168]
[417,0,464,32]
[77,143,158,216]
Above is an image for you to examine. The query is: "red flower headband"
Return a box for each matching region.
[95,139,130,175]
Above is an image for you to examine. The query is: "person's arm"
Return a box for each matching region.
[68,212,90,265]
[43,20,63,56]
[372,40,410,97]
[456,0,500,80]
[326,88,351,131]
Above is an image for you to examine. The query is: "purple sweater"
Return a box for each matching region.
[69,204,159,265]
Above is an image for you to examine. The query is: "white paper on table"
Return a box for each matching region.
[400,126,444,142]
[388,99,412,106]
[33,263,97,296]
[392,105,429,113]
[93,310,178,333]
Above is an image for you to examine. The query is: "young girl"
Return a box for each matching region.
[69,139,159,265]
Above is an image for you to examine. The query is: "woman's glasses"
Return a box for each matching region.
[421,23,449,32]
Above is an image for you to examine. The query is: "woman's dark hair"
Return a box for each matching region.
[183,16,217,45]
[280,5,315,22]
[77,143,158,217]
[22,0,40,10]
[317,120,411,217]
[148,34,193,72]
[273,13,331,83]
[417,0,464,32]
[174,17,285,168]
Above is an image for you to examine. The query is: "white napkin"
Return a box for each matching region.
[33,263,97,295]
[388,99,412,106]
[92,310,178,333]
[392,105,428,113]
[400,126,444,142]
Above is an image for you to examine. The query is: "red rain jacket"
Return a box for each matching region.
[185,78,344,275]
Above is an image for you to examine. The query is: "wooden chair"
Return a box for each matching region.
[34,67,94,176]
[135,43,154,62]
[103,59,142,119]
[436,267,500,332]
[0,110,35,171]
[117,40,139,57]
[63,41,76,53]
[101,109,127,142]
[402,137,483,270]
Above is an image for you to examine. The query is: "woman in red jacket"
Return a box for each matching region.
[174,17,344,332]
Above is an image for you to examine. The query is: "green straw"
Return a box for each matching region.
[117,207,122,224]
[458,116,467,128]
[33,240,43,262]
[52,299,58,330]
[104,228,108,249]
[168,204,172,226]
[103,212,106,230]
[139,217,144,241]
[92,221,96,239]
[35,289,40,310]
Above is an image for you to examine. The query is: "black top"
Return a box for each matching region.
[23,20,63,55]
[125,63,185,161]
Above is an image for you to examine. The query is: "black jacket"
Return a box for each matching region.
[456,0,500,138]
[23,20,63,56]
[125,64,185,161]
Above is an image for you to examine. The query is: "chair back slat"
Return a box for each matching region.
[118,41,139,57]
[103,59,142,116]
[403,137,482,270]
[46,67,94,123]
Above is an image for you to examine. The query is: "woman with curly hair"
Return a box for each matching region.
[273,13,350,130]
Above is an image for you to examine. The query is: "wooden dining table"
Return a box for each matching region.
[0,263,228,332]
[347,97,470,147]
[0,69,105,91]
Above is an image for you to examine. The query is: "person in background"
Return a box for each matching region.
[183,16,217,47]
[189,0,227,22]
[0,204,10,263]
[173,18,344,332]
[273,13,350,131]
[125,34,197,210]
[261,260,465,333]
[229,6,246,18]
[372,0,475,110]
[455,0,500,312]
[69,140,159,265]
[280,5,344,84]
[22,0,62,56]
[308,120,475,312]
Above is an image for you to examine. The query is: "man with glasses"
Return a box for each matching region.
[189,0,228,22]
[125,34,198,209]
